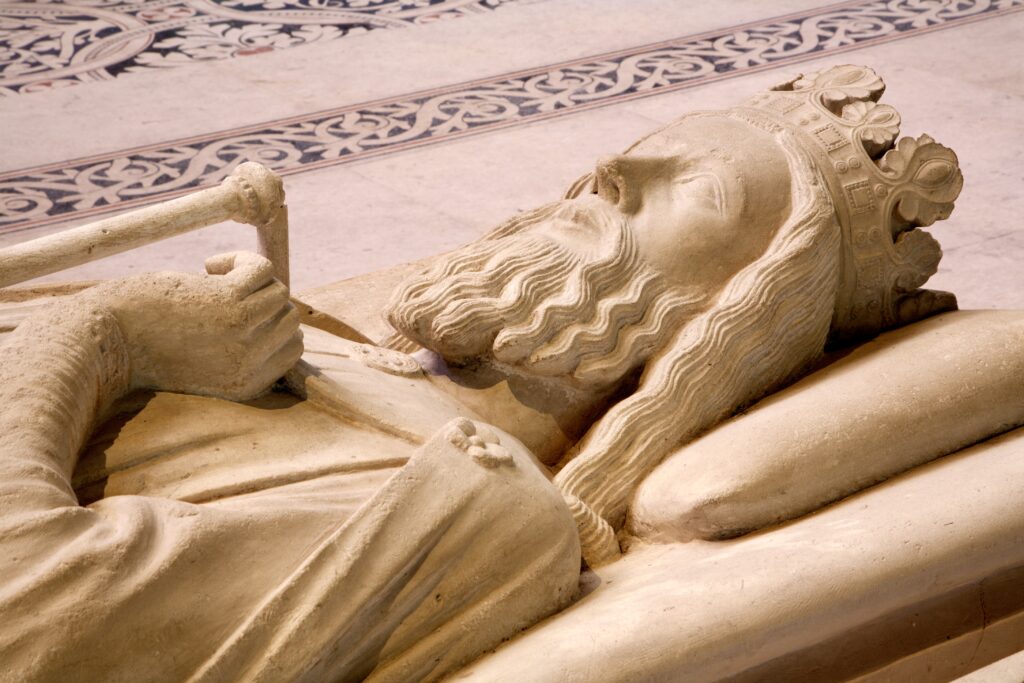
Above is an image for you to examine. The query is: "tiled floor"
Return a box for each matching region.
[0,0,520,95]
[1,0,1021,309]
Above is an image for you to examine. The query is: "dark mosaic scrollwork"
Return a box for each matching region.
[1,0,1021,233]
[0,0,515,94]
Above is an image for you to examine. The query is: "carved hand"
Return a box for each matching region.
[98,251,303,401]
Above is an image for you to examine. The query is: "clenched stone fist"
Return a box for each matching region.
[96,251,303,401]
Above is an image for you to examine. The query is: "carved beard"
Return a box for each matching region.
[555,137,844,549]
[386,198,703,388]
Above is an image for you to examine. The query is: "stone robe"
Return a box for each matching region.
[0,325,580,682]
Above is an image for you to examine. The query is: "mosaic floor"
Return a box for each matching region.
[0,0,518,95]
[1,0,1022,307]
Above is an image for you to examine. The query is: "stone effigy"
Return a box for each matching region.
[1,65,1023,682]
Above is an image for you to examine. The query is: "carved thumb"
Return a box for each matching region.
[205,251,277,298]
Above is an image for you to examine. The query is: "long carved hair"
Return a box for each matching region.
[555,128,843,561]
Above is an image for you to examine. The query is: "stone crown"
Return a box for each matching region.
[741,64,963,341]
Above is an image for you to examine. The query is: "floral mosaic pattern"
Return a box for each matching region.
[1,0,1022,234]
[0,0,516,95]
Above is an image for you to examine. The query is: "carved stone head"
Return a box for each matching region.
[387,65,962,389]
[567,64,964,342]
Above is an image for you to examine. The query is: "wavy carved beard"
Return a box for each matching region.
[386,198,703,388]
[389,130,843,565]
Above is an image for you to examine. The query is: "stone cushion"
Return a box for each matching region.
[629,310,1024,542]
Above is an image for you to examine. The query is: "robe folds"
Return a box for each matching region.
[0,327,580,682]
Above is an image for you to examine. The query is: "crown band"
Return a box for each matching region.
[736,65,962,340]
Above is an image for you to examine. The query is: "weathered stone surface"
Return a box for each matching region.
[2,65,1020,682]
[630,310,1024,542]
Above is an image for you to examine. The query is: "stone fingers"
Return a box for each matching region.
[236,331,304,399]
[445,418,515,469]
[242,281,293,328]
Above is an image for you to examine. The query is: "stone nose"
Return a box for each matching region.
[593,155,666,215]
[594,155,630,212]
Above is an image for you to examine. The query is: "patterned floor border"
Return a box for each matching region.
[2,0,1021,235]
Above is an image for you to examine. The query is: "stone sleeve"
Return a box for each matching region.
[0,297,131,516]
[0,298,579,682]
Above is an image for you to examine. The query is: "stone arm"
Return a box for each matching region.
[0,255,580,681]
[0,252,301,516]
[0,296,131,516]
[0,254,316,679]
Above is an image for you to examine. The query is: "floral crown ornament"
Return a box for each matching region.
[742,64,963,342]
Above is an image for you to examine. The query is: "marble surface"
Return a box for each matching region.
[0,0,521,96]
[1,0,1021,309]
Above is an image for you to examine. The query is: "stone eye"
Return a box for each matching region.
[674,173,724,215]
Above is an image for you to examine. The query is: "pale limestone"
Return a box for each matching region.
[1,65,1023,682]
[458,426,1024,682]
[629,309,1024,543]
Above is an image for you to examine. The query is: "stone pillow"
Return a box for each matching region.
[628,310,1024,542]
